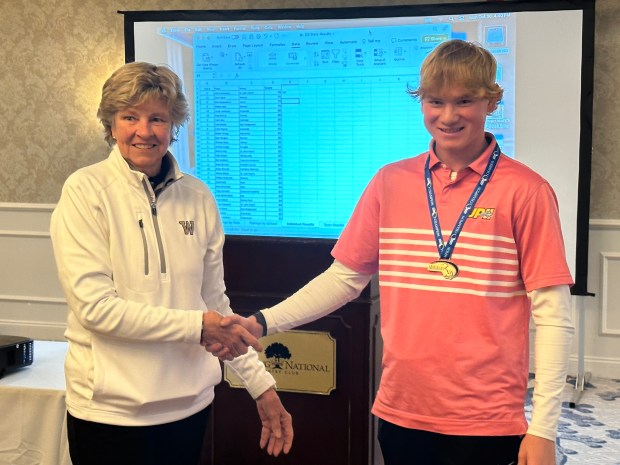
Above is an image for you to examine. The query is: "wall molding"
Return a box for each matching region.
[590,218,620,230]
[600,252,620,336]
[0,230,51,238]
[569,354,620,379]
[0,318,66,341]
[0,202,56,212]
[0,318,66,329]
[0,202,55,236]
[0,294,65,304]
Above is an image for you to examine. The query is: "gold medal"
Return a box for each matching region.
[424,145,499,283]
[428,260,459,280]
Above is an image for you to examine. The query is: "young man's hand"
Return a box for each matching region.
[517,434,556,465]
[201,311,263,361]
[220,314,263,339]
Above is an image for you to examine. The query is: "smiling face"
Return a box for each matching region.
[111,98,173,177]
[421,85,497,170]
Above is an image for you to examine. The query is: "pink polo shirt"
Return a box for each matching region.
[332,136,573,435]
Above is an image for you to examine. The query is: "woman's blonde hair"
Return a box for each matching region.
[409,39,503,103]
[97,62,190,146]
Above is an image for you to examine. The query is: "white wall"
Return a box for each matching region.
[573,220,620,378]
[0,203,66,340]
[1,203,619,378]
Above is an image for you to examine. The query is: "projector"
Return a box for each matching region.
[0,335,33,378]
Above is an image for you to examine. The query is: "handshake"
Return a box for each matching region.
[200,311,264,361]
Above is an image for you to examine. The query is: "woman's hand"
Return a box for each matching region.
[255,388,294,456]
[200,311,263,361]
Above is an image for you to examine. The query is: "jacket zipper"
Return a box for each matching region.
[142,179,167,274]
[138,215,149,275]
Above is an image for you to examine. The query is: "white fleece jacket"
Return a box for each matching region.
[50,146,274,426]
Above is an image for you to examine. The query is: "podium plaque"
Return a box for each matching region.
[224,330,337,395]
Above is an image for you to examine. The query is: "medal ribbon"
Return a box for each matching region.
[424,143,501,260]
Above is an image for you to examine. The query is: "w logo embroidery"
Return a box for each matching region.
[179,220,195,235]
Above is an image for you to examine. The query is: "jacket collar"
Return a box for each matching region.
[108,144,184,189]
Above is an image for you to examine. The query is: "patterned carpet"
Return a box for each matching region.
[525,376,620,465]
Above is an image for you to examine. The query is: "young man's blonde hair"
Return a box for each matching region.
[409,39,504,103]
[97,62,190,146]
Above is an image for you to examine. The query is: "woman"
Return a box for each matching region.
[50,62,292,465]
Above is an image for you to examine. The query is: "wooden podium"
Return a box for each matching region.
[201,237,381,465]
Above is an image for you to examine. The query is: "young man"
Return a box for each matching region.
[217,40,574,465]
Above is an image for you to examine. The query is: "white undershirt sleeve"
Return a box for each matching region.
[260,260,373,334]
[527,284,575,441]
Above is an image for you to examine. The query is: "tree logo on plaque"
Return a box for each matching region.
[264,342,291,369]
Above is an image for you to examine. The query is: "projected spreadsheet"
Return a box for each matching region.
[193,24,449,238]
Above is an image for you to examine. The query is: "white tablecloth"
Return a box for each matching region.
[0,340,71,465]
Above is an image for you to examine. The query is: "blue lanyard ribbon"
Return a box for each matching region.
[424,144,501,260]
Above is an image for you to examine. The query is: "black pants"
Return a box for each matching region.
[67,406,211,465]
[378,419,523,465]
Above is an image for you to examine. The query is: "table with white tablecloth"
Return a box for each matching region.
[0,340,71,465]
